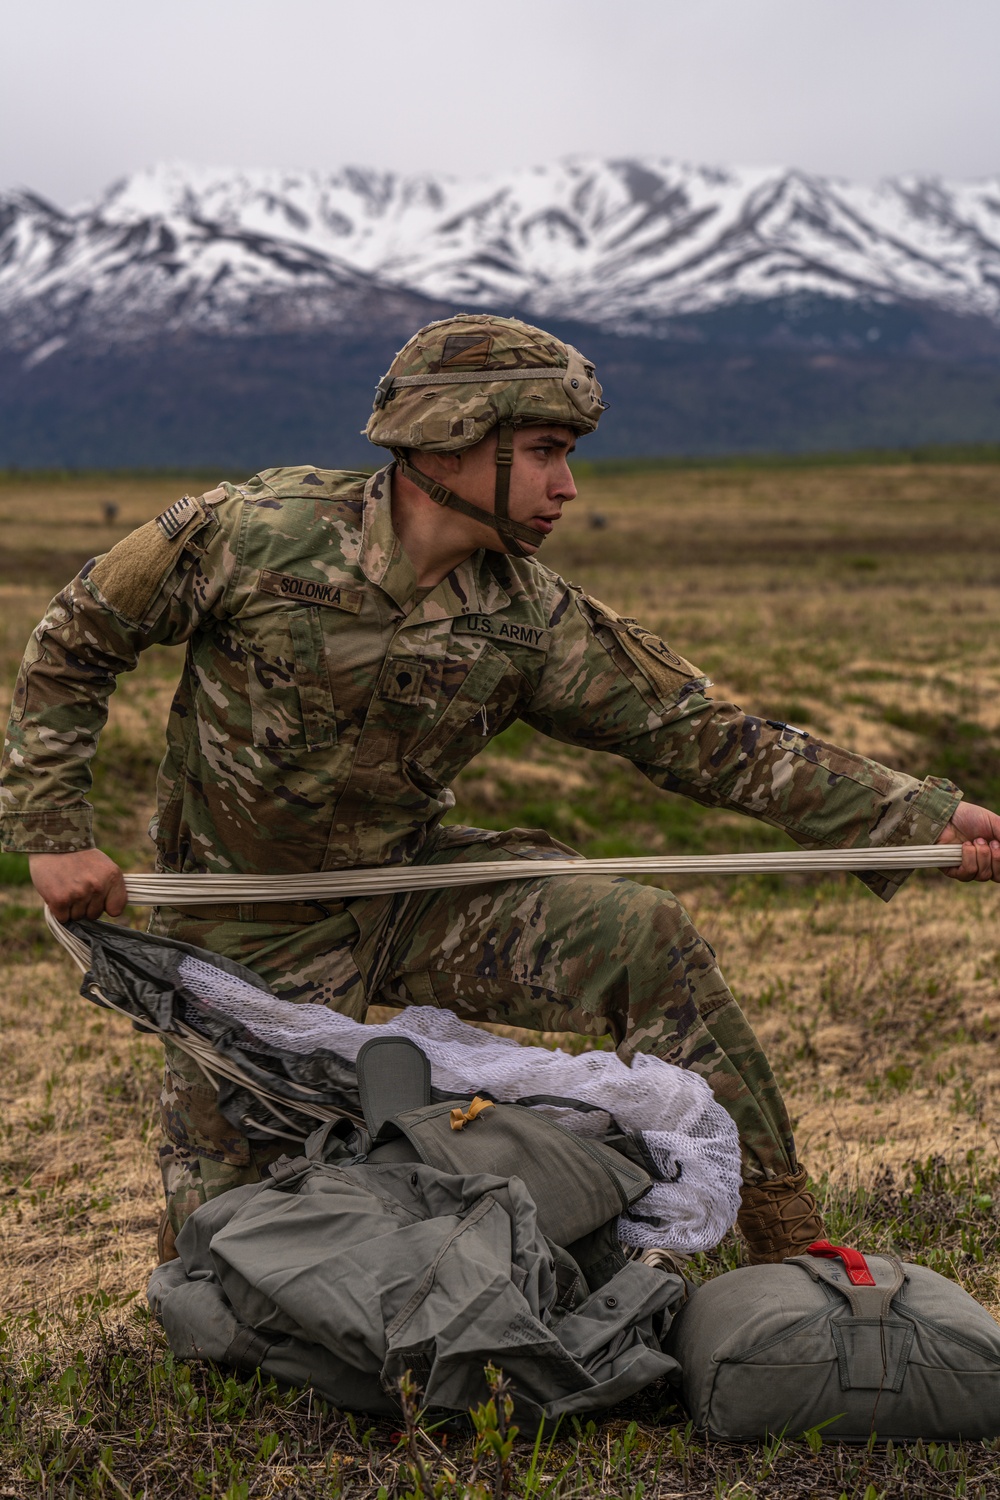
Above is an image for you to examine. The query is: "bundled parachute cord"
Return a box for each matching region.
[115,844,961,906]
[43,843,960,1133]
[43,906,744,1249]
[43,906,364,1136]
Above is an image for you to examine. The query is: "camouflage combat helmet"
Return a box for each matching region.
[366,313,606,556]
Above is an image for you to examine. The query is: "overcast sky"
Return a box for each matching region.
[3,0,998,206]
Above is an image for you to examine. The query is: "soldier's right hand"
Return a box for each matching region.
[28,849,128,921]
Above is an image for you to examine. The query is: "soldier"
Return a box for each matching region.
[3,314,999,1267]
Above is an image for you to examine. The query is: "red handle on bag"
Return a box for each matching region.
[807,1239,876,1287]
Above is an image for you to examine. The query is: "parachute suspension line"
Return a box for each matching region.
[41,846,960,1138]
[109,845,960,907]
[42,906,364,1133]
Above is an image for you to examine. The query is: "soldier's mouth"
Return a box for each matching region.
[531,515,560,534]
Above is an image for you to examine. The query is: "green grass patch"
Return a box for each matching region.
[3,1157,1000,1497]
[0,851,31,885]
[882,710,1000,808]
[0,904,51,963]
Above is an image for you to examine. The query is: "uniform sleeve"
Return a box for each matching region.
[525,586,961,901]
[0,487,241,854]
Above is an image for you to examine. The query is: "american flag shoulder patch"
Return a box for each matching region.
[155,496,198,540]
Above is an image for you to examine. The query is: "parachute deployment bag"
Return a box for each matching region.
[149,1035,682,1418]
[364,1098,651,1246]
[667,1241,1000,1441]
[150,1153,685,1420]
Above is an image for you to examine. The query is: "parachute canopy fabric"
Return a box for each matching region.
[71,918,741,1252]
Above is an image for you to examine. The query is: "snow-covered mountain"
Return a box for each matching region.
[3,157,1000,359]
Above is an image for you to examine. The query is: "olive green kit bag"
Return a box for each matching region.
[149,1037,686,1419]
[149,1033,1000,1436]
[667,1241,1000,1441]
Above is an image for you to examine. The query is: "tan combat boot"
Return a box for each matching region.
[157,1208,179,1264]
[736,1167,825,1264]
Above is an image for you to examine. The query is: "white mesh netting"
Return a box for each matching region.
[177,953,742,1252]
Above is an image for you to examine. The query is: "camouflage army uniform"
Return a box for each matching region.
[1,457,961,1234]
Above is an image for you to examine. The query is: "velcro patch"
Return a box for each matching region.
[258,570,363,613]
[440,333,493,368]
[618,621,694,674]
[453,614,550,652]
[155,496,199,540]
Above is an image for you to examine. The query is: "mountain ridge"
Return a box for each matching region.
[2,157,999,467]
[4,157,1000,358]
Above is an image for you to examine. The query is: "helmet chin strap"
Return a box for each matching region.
[391,424,537,559]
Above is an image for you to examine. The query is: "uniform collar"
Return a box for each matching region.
[360,462,511,618]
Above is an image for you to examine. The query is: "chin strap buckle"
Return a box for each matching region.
[495,428,515,467]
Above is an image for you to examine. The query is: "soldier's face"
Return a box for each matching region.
[460,425,578,553]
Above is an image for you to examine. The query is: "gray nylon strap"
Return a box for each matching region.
[386,368,566,388]
[492,422,531,560]
[787,1253,906,1319]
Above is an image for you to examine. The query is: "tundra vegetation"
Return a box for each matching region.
[2,456,1000,1497]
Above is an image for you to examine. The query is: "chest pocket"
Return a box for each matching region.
[245,607,336,750]
[403,647,519,791]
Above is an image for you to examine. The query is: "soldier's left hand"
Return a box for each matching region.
[937,802,1000,881]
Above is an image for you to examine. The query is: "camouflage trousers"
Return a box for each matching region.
[151,826,797,1235]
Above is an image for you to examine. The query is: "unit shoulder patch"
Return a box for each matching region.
[616,620,697,675]
[257,570,364,613]
[453,614,550,652]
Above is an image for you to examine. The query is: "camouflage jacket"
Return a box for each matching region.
[0,465,960,897]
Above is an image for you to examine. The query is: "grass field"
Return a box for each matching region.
[3,461,1000,1496]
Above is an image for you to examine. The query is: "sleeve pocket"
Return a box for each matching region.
[9,634,44,723]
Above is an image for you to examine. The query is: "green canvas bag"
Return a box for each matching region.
[149,1154,685,1420]
[365,1097,651,1246]
[149,1035,682,1418]
[667,1241,1000,1441]
[310,1035,655,1292]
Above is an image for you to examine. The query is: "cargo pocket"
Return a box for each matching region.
[161,1050,252,1167]
[246,607,336,750]
[404,648,517,794]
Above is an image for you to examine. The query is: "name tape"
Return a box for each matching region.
[257,570,364,613]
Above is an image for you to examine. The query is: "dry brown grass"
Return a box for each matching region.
[3,464,1000,1493]
[0,953,161,1330]
[3,463,1000,1283]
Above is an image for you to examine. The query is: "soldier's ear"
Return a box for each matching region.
[415,449,464,480]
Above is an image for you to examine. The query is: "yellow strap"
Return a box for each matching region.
[449,1096,496,1131]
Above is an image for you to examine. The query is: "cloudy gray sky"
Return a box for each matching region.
[3,0,998,206]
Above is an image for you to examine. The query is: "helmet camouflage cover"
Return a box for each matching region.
[366,313,606,556]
